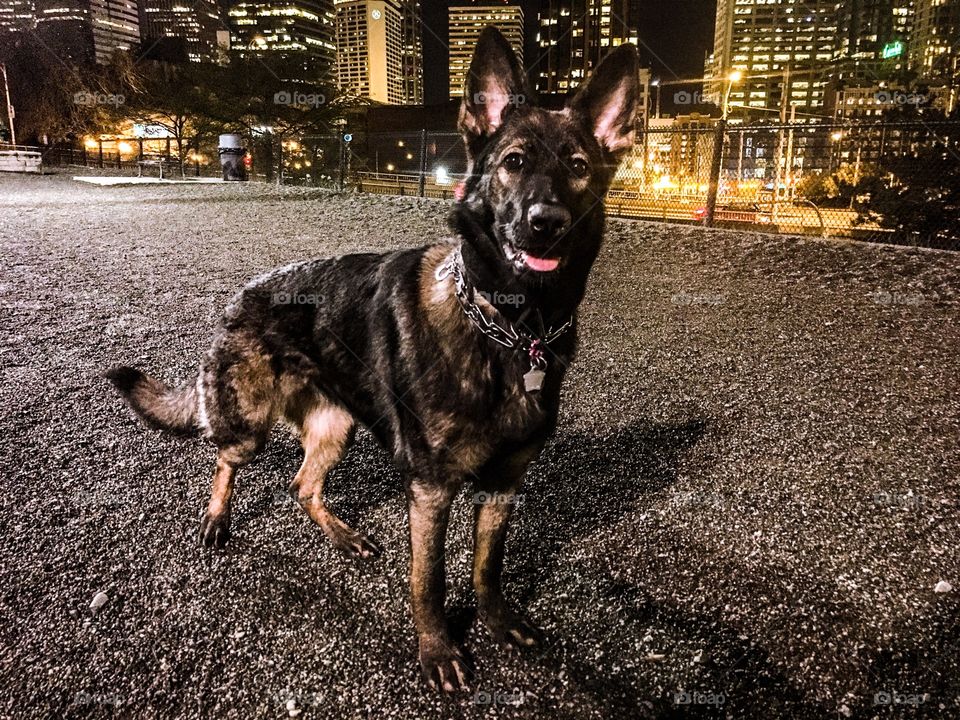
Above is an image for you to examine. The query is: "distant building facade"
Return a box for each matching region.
[20,0,140,64]
[705,0,839,115]
[705,0,958,119]
[910,0,959,112]
[399,0,422,103]
[335,0,406,104]
[448,2,524,99]
[535,0,640,94]
[229,0,336,75]
[0,0,34,33]
[139,0,222,62]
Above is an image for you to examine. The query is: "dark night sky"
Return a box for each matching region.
[420,0,717,105]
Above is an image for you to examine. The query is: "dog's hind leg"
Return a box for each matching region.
[198,333,278,549]
[290,400,380,559]
[199,436,268,549]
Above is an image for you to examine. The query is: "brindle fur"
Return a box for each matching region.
[106,28,639,692]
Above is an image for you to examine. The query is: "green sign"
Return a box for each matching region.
[882,41,903,59]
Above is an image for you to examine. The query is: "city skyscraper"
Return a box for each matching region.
[28,0,139,65]
[448,2,523,99]
[139,0,222,62]
[0,0,34,33]
[334,0,406,104]
[910,0,958,105]
[833,0,913,83]
[399,0,422,104]
[705,0,839,115]
[535,0,640,94]
[89,0,140,63]
[229,0,336,75]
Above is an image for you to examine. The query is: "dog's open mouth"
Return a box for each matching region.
[503,244,561,273]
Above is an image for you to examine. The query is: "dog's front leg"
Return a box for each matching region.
[407,478,469,692]
[473,445,545,650]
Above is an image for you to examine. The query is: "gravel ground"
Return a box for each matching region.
[1,174,958,720]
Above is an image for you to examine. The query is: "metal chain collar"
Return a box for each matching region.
[434,248,573,357]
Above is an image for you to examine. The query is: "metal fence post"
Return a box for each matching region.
[417,129,427,197]
[277,139,283,186]
[703,118,726,227]
[338,132,347,191]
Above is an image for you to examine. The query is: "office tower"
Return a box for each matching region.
[89,0,140,63]
[335,0,406,104]
[536,0,640,93]
[705,0,840,115]
[448,2,523,98]
[0,0,34,32]
[833,0,913,82]
[910,0,958,107]
[139,0,222,62]
[32,0,139,65]
[399,0,422,103]
[229,0,336,75]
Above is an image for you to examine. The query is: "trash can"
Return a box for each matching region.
[218,134,247,181]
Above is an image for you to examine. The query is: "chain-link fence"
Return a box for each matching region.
[33,120,960,249]
[612,120,960,249]
[335,121,959,250]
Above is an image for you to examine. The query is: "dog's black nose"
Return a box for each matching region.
[527,203,571,240]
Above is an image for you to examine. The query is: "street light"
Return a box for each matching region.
[651,78,661,119]
[722,70,743,120]
[829,131,843,173]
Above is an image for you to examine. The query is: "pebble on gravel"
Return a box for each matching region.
[89,591,109,614]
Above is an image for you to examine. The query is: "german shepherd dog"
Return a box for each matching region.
[107,28,638,692]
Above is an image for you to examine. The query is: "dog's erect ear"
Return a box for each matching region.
[459,27,531,155]
[569,44,640,158]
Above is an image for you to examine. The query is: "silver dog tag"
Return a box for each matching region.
[523,368,545,392]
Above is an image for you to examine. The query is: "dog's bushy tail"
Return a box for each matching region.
[105,366,200,436]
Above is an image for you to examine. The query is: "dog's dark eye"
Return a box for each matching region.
[502,153,525,172]
[570,158,589,178]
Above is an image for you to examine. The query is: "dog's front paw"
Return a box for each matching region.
[480,606,543,651]
[418,634,470,692]
[199,510,231,549]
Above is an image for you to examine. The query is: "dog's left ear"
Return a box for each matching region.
[569,44,640,158]
[459,26,531,160]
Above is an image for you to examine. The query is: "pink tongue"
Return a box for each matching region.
[522,254,560,272]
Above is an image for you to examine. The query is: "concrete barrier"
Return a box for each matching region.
[0,148,43,173]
